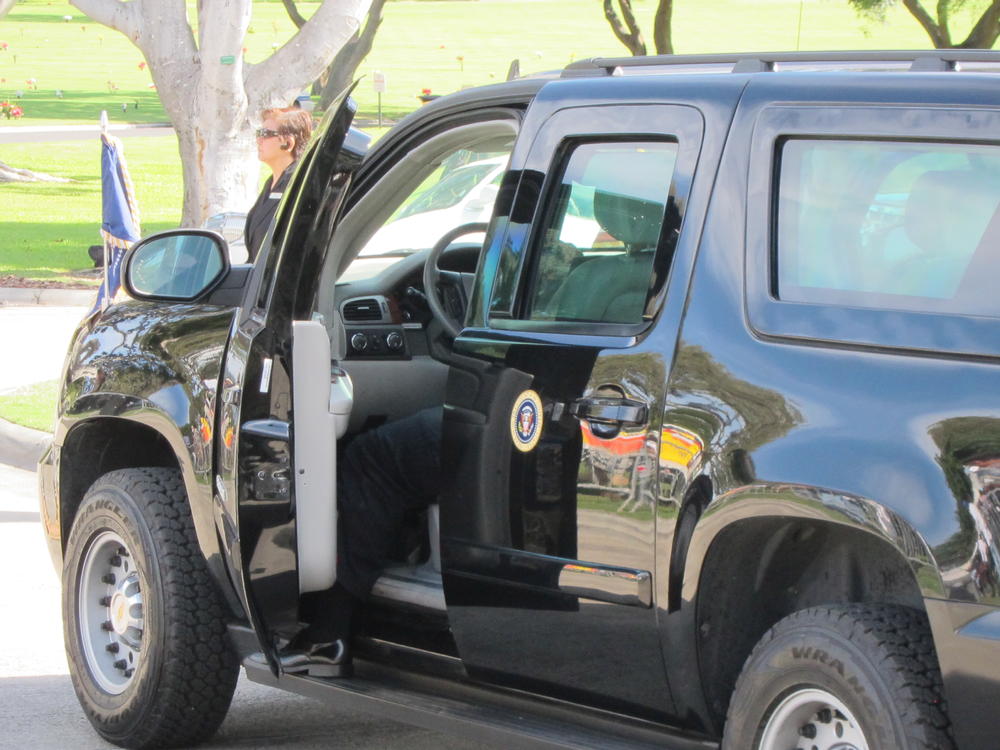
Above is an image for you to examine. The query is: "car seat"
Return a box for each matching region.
[550,190,666,323]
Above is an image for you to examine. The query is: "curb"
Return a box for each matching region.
[0,288,95,306]
[0,417,50,472]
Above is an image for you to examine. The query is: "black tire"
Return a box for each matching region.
[723,604,954,750]
[63,468,239,749]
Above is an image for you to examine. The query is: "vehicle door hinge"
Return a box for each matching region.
[251,465,291,502]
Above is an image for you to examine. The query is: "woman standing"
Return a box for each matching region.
[244,107,313,262]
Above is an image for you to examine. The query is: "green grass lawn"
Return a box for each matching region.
[0,135,182,279]
[1,0,978,125]
[1,0,993,282]
[0,379,57,431]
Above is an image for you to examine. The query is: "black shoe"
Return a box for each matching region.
[277,638,353,678]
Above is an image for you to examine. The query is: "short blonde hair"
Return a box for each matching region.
[261,107,313,160]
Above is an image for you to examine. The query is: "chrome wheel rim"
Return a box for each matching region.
[77,530,144,695]
[759,687,869,750]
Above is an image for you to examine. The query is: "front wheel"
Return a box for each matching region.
[723,604,954,750]
[63,468,239,749]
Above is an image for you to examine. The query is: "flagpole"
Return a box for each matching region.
[100,111,111,311]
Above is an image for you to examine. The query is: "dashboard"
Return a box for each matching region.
[336,243,481,360]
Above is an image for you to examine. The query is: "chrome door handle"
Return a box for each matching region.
[570,397,648,427]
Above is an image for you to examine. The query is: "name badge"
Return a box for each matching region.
[268,191,283,200]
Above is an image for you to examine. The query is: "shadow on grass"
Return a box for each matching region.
[11,90,166,123]
[0,221,176,278]
[5,181,98,197]
[8,11,87,23]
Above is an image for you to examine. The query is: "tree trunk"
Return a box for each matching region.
[320,0,386,111]
[283,0,386,114]
[173,119,258,228]
[0,0,16,18]
[652,0,674,55]
[72,0,370,226]
[0,160,71,183]
[603,0,647,56]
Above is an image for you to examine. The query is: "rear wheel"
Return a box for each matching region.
[723,604,954,750]
[63,468,238,749]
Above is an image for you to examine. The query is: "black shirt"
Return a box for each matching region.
[244,163,295,262]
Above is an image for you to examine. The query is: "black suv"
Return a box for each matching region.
[40,51,1000,750]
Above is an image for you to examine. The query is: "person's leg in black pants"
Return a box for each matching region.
[336,405,443,599]
[281,407,443,675]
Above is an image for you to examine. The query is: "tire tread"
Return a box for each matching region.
[725,603,955,750]
[68,467,238,749]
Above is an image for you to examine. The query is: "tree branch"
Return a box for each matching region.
[281,0,308,29]
[959,0,1000,48]
[936,0,948,34]
[602,0,646,56]
[70,0,140,41]
[0,160,71,183]
[901,0,950,47]
[652,0,673,55]
[246,0,371,110]
[0,0,17,19]
[319,0,386,109]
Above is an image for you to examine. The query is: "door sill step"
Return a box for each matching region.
[244,658,717,750]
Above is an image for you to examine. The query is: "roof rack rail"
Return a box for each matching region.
[561,50,1000,78]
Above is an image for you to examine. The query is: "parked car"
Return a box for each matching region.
[202,211,249,263]
[40,50,1000,750]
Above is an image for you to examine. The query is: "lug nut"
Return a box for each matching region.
[817,708,833,723]
[110,555,122,567]
[106,643,119,653]
[799,723,817,738]
[123,668,134,677]
[99,596,111,606]
[113,659,127,670]
[101,573,116,585]
[101,620,114,631]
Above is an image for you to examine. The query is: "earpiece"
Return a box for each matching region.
[279,143,290,150]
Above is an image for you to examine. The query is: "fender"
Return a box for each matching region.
[685,480,940,602]
[42,300,245,619]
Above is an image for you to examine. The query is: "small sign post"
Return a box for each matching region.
[372,70,387,128]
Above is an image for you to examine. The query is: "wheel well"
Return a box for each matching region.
[695,517,925,728]
[59,418,178,549]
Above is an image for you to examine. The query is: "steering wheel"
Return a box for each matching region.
[422,222,488,338]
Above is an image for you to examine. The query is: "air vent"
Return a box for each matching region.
[342,297,385,322]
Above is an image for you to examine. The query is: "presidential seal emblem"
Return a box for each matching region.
[510,389,543,452]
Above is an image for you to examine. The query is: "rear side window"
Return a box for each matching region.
[527,141,678,324]
[776,140,1000,316]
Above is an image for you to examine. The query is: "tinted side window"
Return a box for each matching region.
[527,141,678,324]
[777,140,1000,316]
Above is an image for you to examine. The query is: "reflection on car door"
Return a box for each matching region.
[441,94,705,719]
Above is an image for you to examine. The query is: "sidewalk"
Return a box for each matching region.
[0,292,91,470]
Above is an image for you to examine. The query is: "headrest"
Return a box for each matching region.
[905,169,1000,252]
[593,190,665,249]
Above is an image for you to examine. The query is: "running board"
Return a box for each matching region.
[244,659,718,750]
[371,565,446,612]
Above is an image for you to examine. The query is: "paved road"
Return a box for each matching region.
[0,124,174,144]
[0,461,485,749]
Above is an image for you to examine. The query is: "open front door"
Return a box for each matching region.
[441,86,704,719]
[214,89,366,663]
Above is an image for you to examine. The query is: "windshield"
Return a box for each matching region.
[395,161,502,219]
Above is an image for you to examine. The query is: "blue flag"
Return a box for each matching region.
[90,132,141,316]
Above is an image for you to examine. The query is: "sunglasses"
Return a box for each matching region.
[255,128,281,139]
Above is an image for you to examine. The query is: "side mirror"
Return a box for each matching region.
[124,229,230,301]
